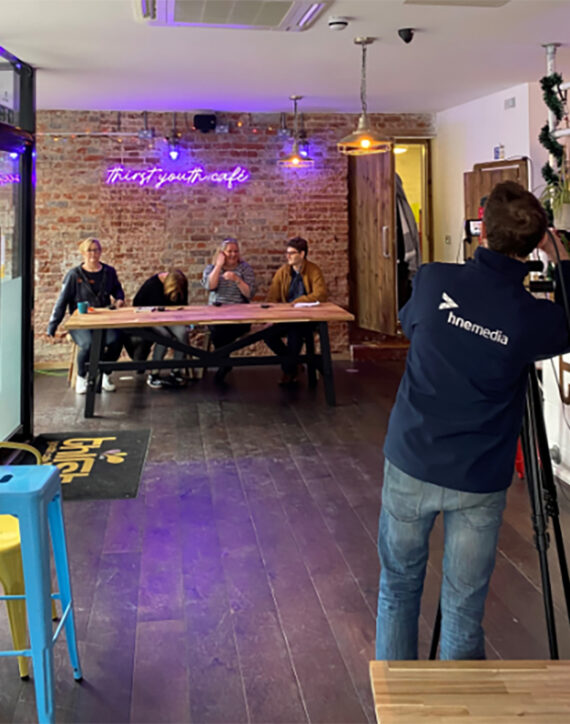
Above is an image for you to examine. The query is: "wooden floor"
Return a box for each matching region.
[1,361,570,723]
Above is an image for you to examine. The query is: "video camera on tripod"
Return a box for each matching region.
[527,258,557,294]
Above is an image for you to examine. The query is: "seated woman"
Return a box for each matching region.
[201,238,256,384]
[47,237,125,394]
[126,269,189,389]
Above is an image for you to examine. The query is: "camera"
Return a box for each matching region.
[398,28,414,44]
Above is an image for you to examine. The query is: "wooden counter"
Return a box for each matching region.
[370,659,570,723]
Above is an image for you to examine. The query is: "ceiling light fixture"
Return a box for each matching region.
[337,37,391,156]
[298,3,326,29]
[166,112,181,161]
[278,95,314,168]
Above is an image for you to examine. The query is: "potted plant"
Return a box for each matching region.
[542,178,570,229]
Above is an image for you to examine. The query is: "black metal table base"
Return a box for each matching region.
[83,322,336,417]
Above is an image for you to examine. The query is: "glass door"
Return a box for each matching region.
[0,48,35,444]
[0,149,21,439]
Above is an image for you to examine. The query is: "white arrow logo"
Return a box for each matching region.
[438,292,459,310]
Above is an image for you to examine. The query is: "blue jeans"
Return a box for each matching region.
[69,328,123,378]
[151,325,188,362]
[376,459,507,660]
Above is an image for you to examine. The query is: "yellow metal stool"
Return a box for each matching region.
[0,442,58,678]
[0,514,30,677]
[0,515,59,678]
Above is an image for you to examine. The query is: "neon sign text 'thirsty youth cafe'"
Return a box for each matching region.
[105,165,250,190]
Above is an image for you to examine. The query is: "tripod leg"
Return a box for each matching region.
[521,369,559,658]
[528,368,570,624]
[429,602,441,660]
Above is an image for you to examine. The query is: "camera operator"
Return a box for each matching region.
[376,181,570,661]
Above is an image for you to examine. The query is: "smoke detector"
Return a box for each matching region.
[328,16,348,31]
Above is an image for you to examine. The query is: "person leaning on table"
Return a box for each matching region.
[47,237,125,394]
[125,269,189,390]
[265,236,328,385]
[201,237,256,385]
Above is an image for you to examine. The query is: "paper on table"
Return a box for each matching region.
[294,301,320,308]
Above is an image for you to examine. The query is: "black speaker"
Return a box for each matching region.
[194,114,216,133]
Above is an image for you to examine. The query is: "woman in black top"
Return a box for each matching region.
[126,269,189,389]
[47,237,125,394]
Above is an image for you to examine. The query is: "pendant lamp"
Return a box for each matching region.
[278,95,314,168]
[337,37,391,156]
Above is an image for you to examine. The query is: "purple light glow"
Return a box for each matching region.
[298,3,323,28]
[105,165,250,190]
[9,152,18,160]
[168,147,180,161]
[0,173,20,185]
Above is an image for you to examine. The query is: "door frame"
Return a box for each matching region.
[0,49,35,444]
[394,137,433,264]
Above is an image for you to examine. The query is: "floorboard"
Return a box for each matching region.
[1,361,569,723]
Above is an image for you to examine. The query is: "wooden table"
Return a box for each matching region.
[370,660,570,723]
[65,302,354,417]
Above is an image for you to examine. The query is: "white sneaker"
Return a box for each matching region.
[102,373,116,392]
[75,375,87,395]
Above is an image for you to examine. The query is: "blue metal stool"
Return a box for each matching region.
[0,465,82,724]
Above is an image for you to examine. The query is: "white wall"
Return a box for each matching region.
[528,80,549,197]
[543,357,570,486]
[433,83,532,262]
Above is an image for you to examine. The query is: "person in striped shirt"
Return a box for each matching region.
[201,238,256,384]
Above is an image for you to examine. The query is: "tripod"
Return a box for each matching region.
[429,364,570,660]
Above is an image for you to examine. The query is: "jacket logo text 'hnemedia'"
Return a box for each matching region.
[438,292,508,345]
[446,309,509,346]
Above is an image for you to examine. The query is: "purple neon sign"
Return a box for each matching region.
[105,165,249,190]
[0,173,20,185]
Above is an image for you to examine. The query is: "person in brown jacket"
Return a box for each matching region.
[265,236,328,384]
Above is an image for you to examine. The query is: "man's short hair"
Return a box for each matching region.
[287,236,308,256]
[484,181,547,258]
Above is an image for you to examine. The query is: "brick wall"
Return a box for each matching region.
[35,110,435,364]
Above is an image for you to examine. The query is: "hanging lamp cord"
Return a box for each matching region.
[293,98,299,141]
[360,44,368,116]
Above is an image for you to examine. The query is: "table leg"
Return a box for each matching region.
[85,330,103,418]
[318,322,336,406]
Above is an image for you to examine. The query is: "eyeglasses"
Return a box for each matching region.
[87,247,101,254]
[285,250,299,256]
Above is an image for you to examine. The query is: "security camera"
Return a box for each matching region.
[398,28,414,44]
[328,16,349,31]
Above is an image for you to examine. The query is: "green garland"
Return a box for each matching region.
[539,72,567,186]
[539,124,564,165]
[541,161,559,187]
[541,73,565,122]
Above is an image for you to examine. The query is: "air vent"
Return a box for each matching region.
[135,0,329,31]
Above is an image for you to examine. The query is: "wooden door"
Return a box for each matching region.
[348,152,396,334]
[463,159,529,259]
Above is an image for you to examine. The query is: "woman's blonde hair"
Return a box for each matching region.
[78,237,101,255]
[163,269,188,303]
[211,237,240,265]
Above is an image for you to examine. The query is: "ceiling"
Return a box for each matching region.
[2,0,570,114]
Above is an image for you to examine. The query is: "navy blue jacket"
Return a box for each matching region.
[47,263,124,336]
[384,246,570,493]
